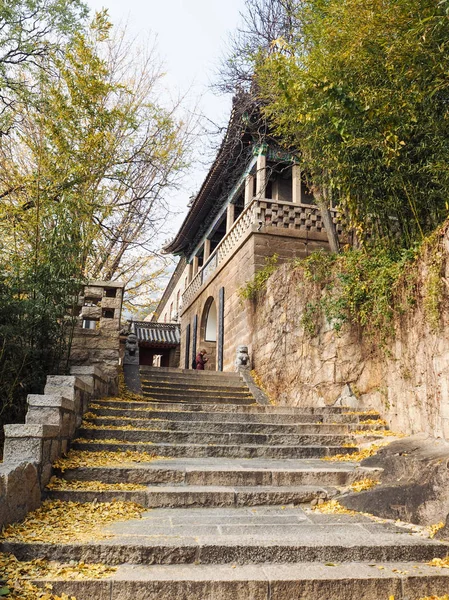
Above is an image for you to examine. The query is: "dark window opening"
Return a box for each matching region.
[104,288,117,298]
[102,309,115,319]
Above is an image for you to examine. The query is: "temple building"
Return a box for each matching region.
[155,94,343,371]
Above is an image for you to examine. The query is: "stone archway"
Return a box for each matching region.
[199,296,217,370]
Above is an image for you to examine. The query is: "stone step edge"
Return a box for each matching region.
[91,400,364,414]
[32,561,449,600]
[85,417,386,432]
[72,440,360,454]
[45,485,336,506]
[4,540,448,565]
[78,426,378,441]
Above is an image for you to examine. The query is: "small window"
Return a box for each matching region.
[104,288,117,298]
[82,319,98,330]
[102,309,115,319]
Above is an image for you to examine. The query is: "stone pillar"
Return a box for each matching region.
[226,203,235,232]
[203,238,211,262]
[244,174,254,206]
[292,164,302,204]
[256,153,267,199]
[193,255,199,276]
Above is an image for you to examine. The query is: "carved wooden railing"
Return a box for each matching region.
[182,198,341,308]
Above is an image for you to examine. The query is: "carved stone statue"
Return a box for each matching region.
[125,333,138,356]
[124,332,139,366]
[235,345,251,370]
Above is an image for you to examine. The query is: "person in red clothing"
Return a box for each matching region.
[195,348,208,370]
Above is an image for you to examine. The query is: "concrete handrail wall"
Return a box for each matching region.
[0,365,109,529]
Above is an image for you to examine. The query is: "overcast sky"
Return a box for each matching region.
[86,0,245,236]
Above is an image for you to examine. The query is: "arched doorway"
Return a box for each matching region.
[199,297,217,370]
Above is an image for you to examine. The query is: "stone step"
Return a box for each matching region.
[72,439,358,459]
[141,382,252,395]
[78,427,367,447]
[4,503,448,565]
[141,377,248,390]
[140,366,243,378]
[32,561,449,600]
[91,399,357,415]
[141,392,255,405]
[57,458,379,487]
[84,417,359,435]
[89,406,362,425]
[46,484,334,508]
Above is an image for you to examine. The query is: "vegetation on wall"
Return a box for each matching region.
[238,255,278,301]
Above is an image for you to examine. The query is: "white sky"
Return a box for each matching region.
[86,0,245,238]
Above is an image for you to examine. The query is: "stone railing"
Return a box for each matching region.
[182,201,258,307]
[256,199,343,235]
[0,366,108,528]
[182,198,342,308]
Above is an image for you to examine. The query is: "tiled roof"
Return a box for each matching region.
[131,321,181,346]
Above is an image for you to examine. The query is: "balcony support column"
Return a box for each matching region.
[203,238,211,262]
[256,153,267,199]
[192,255,199,276]
[244,174,254,206]
[292,164,302,204]
[226,203,235,232]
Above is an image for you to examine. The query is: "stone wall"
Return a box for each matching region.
[69,281,124,394]
[180,227,328,372]
[0,366,108,528]
[251,249,449,441]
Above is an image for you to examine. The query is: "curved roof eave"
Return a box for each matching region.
[163,93,253,256]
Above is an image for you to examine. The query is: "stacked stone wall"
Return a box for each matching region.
[0,366,108,528]
[251,249,449,441]
[69,281,124,394]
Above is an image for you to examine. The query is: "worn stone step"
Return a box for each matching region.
[72,439,358,459]
[32,561,449,600]
[141,392,255,405]
[141,383,252,395]
[78,427,365,447]
[91,399,355,415]
[142,386,253,398]
[57,458,377,487]
[46,484,335,508]
[140,366,243,378]
[141,377,249,390]
[4,503,448,564]
[84,417,357,435]
[89,406,361,425]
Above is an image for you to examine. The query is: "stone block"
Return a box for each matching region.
[101,296,121,310]
[45,375,92,395]
[84,286,104,299]
[81,305,102,320]
[40,463,53,488]
[27,394,74,411]
[26,406,62,427]
[0,462,41,528]
[3,424,59,464]
[50,439,61,463]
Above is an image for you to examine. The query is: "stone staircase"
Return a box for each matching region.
[2,366,449,599]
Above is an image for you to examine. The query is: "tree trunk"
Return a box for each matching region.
[313,184,340,253]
